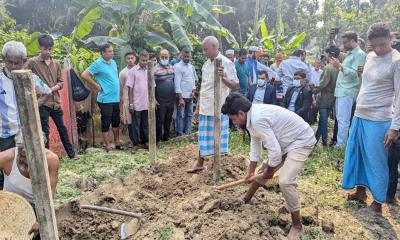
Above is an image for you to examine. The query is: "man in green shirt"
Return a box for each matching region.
[331,31,366,147]
[235,49,250,94]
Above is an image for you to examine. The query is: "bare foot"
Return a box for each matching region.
[287,225,303,240]
[359,202,382,216]
[347,191,367,203]
[104,145,113,152]
[187,160,204,173]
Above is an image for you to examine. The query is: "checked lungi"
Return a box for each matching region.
[198,114,229,158]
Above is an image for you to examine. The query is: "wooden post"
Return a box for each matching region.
[147,61,156,165]
[11,70,59,240]
[65,61,78,150]
[213,58,222,183]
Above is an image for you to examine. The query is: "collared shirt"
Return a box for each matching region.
[87,57,120,103]
[234,61,250,94]
[355,50,400,130]
[253,85,267,104]
[247,104,316,167]
[154,63,175,103]
[174,61,198,99]
[310,68,323,86]
[119,66,134,124]
[0,69,20,138]
[126,65,148,111]
[334,46,366,99]
[288,88,300,112]
[246,57,276,84]
[199,52,239,116]
[277,56,311,94]
[25,55,63,108]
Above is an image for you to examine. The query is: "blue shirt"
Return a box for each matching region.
[253,85,267,104]
[88,57,120,103]
[234,61,250,94]
[288,89,300,112]
[246,57,276,84]
[277,56,311,94]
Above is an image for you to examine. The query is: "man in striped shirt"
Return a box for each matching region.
[155,49,175,142]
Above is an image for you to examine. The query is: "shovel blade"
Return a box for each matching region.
[120,218,141,240]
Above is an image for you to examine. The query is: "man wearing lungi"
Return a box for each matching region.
[187,36,239,173]
[221,93,316,240]
[342,22,400,215]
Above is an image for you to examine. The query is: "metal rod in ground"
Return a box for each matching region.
[80,205,143,218]
[147,61,156,165]
[11,70,59,240]
[213,58,222,183]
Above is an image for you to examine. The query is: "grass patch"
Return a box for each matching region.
[154,224,174,240]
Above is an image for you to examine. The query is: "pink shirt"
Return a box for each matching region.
[126,65,148,111]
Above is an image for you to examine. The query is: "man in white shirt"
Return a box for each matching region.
[119,51,136,146]
[221,93,316,240]
[187,36,239,173]
[342,23,400,214]
[310,60,323,87]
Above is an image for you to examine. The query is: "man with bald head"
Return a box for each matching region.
[155,49,175,142]
[187,36,239,173]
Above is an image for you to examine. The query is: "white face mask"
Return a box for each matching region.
[293,79,301,87]
[257,79,266,87]
[160,59,169,66]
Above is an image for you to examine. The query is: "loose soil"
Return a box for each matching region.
[56,144,400,240]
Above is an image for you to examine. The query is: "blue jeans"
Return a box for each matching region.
[176,98,193,136]
[387,146,400,200]
[315,108,331,145]
[335,96,354,147]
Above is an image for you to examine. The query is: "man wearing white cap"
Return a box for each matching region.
[225,49,235,62]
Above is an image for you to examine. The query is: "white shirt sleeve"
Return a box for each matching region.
[390,60,400,130]
[225,61,239,83]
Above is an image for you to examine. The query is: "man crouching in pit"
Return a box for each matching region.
[221,93,316,240]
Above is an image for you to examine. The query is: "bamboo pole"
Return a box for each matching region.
[147,61,156,165]
[213,59,222,183]
[11,70,59,240]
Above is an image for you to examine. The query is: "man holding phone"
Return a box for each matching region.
[330,31,366,148]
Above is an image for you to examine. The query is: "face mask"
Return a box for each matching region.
[293,79,301,87]
[257,79,266,87]
[160,59,169,66]
[183,59,190,64]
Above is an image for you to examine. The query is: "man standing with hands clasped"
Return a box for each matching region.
[221,93,316,240]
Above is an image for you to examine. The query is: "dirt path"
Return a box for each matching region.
[56,144,400,240]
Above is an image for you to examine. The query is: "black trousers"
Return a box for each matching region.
[388,146,400,200]
[129,110,148,145]
[39,106,75,158]
[0,135,16,189]
[156,101,174,142]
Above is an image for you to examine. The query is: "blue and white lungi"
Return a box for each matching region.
[342,117,391,203]
[198,114,229,158]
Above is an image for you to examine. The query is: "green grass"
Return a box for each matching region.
[154,224,174,240]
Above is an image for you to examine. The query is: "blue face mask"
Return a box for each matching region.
[257,79,266,87]
[293,79,301,87]
[160,59,169,66]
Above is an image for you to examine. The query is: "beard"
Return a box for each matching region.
[238,123,247,130]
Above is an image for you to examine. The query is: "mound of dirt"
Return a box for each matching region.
[57,145,294,239]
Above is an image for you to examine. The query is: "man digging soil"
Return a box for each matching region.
[221,93,316,240]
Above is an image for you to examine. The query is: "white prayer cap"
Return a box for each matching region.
[225,49,234,55]
[249,46,259,52]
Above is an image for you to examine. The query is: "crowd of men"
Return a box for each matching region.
[0,21,399,240]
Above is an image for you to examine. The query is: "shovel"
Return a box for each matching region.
[70,200,142,239]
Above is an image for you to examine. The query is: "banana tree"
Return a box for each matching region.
[243,16,307,56]
[71,0,238,66]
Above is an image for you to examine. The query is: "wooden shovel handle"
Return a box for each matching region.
[80,205,143,218]
[215,173,264,190]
